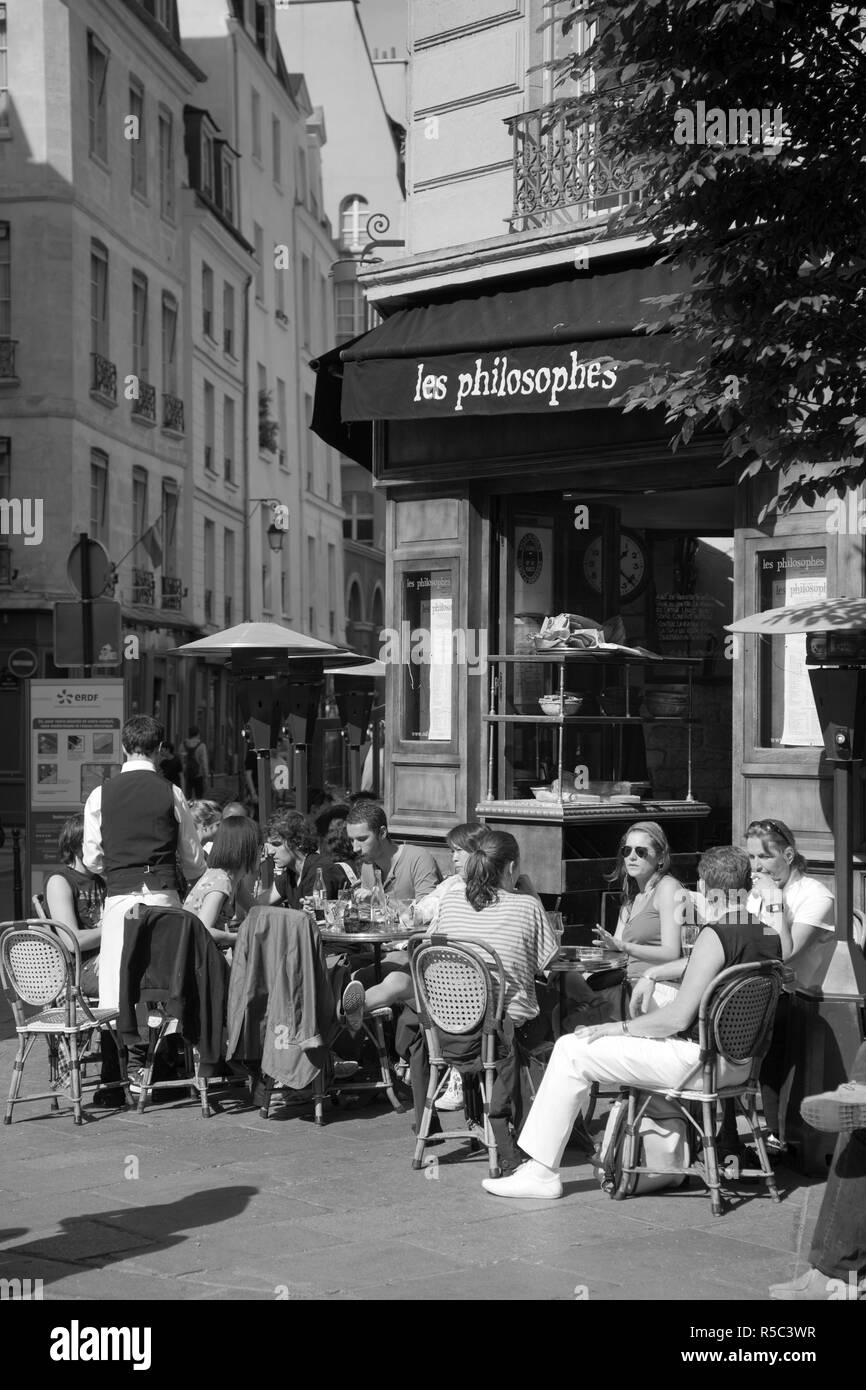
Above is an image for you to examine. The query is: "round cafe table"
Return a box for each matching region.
[546,951,628,1037]
[317,927,396,983]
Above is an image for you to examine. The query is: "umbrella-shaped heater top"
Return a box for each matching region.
[727,596,866,635]
[174,621,370,669]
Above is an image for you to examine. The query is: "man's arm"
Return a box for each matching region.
[624,929,725,1039]
[173,787,206,882]
[411,849,441,900]
[82,787,104,874]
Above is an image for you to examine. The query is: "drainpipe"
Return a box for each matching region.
[241,272,253,621]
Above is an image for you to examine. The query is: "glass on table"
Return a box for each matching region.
[323,899,346,930]
[681,923,701,959]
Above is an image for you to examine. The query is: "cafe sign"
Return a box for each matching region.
[339,334,693,423]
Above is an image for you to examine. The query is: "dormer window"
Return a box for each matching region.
[221,150,235,224]
[201,130,214,199]
[254,1,271,59]
[340,195,369,254]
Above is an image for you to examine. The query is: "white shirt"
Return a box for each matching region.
[748,873,835,992]
[82,760,206,887]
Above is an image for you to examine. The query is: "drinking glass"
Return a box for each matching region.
[682,923,700,959]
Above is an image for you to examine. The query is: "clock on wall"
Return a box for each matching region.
[582,529,649,601]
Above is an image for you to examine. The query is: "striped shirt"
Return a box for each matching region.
[435,883,559,1024]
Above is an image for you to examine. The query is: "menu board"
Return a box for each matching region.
[27,679,124,899]
[758,549,826,747]
[655,593,719,651]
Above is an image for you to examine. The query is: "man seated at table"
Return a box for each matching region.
[256,810,351,909]
[345,800,441,903]
[482,845,782,1199]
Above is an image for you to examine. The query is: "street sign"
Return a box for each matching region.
[8,647,39,679]
[53,600,122,666]
[67,536,112,599]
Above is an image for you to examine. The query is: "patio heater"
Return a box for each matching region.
[728,599,866,1173]
[174,623,367,883]
[330,659,384,794]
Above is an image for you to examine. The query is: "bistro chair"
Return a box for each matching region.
[119,905,231,1120]
[0,920,130,1125]
[613,960,786,1216]
[409,934,506,1179]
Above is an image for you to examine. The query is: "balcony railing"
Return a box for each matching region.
[90,352,117,403]
[0,337,18,379]
[162,393,184,434]
[161,575,183,611]
[131,379,157,423]
[131,566,155,606]
[505,99,643,233]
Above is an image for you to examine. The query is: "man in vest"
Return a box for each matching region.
[83,714,206,1013]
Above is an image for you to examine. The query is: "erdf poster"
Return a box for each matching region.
[27,680,124,900]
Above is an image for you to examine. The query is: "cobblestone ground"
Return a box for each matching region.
[0,1010,825,1302]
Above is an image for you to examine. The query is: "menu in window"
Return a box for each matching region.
[760,549,826,747]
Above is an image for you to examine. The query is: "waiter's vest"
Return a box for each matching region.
[101,771,179,895]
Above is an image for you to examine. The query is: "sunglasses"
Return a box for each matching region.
[747,819,794,847]
[620,843,653,860]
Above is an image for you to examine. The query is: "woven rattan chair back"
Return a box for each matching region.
[709,972,780,1066]
[0,930,70,1008]
[410,937,506,1037]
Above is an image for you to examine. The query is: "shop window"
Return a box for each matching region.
[758,546,827,747]
[400,566,458,744]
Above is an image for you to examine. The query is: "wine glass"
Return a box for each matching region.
[682,923,700,959]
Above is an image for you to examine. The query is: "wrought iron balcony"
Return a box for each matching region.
[131,567,155,606]
[161,575,184,611]
[505,99,643,233]
[162,393,184,434]
[90,352,117,402]
[0,337,18,379]
[131,379,157,423]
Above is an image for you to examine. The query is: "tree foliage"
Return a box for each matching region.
[548,0,866,516]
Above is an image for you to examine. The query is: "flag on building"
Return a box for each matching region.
[140,517,163,568]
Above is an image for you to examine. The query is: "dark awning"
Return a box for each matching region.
[310,261,693,458]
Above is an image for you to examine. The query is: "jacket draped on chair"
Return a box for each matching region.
[226,906,340,1090]
[118,905,228,1065]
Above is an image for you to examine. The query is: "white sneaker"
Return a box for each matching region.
[434,1068,464,1111]
[482,1162,563,1200]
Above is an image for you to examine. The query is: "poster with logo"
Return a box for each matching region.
[27,680,124,900]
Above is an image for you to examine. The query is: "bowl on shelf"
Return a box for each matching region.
[643,689,689,718]
[597,687,639,717]
[530,786,561,803]
[538,693,583,716]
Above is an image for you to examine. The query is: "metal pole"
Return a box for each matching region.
[256,749,273,890]
[80,532,94,675]
[12,827,23,919]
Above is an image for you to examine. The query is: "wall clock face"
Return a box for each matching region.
[582,530,648,600]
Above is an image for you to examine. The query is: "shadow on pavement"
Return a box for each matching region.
[0,1186,258,1288]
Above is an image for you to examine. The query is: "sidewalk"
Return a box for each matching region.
[0,1017,825,1302]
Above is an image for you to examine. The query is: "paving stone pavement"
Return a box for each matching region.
[0,1026,828,1302]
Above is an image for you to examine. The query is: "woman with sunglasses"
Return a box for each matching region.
[745,817,835,1154]
[592,821,683,986]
